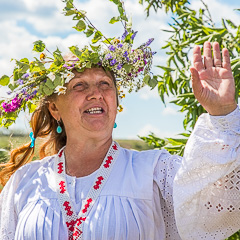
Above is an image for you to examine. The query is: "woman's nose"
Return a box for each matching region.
[87,85,103,100]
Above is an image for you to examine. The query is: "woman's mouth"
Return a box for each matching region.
[85,107,104,114]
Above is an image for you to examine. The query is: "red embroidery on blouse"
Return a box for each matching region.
[58,149,64,158]
[104,156,113,168]
[72,228,82,239]
[63,201,73,216]
[66,220,76,232]
[82,198,92,213]
[58,162,64,174]
[76,217,86,226]
[113,144,118,150]
[59,181,66,194]
[93,176,104,190]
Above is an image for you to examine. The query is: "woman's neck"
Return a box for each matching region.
[64,136,113,178]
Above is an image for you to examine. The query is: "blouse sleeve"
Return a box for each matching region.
[0,172,19,240]
[173,107,240,240]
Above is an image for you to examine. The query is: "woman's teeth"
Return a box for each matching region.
[86,107,103,114]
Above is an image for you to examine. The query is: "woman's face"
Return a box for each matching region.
[49,68,118,139]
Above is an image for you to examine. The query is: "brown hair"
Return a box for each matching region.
[0,68,118,189]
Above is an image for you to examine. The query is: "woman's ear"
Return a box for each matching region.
[48,101,61,121]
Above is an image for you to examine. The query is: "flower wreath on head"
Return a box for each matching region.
[0,0,157,128]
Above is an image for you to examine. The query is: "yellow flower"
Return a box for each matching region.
[113,38,120,44]
[40,53,46,61]
[118,105,123,112]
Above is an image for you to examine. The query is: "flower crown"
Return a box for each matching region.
[0,0,156,128]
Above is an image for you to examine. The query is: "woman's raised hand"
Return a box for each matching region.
[190,41,237,116]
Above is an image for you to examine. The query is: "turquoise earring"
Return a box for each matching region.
[114,122,117,128]
[57,120,63,134]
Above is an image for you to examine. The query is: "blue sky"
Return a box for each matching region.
[0,0,239,139]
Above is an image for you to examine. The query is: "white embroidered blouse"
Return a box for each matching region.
[0,108,240,240]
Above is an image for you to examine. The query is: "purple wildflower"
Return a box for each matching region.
[118,43,123,48]
[109,45,116,52]
[131,31,138,40]
[123,51,128,57]
[32,90,37,96]
[121,30,128,40]
[110,59,117,66]
[2,97,22,113]
[17,79,24,85]
[63,63,75,70]
[117,64,122,70]
[22,73,29,78]
[145,38,154,47]
[105,53,113,60]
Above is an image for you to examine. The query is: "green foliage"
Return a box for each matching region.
[140,132,189,156]
[227,231,240,240]
[139,0,189,16]
[0,148,9,164]
[0,75,10,86]
[32,40,46,52]
[157,4,239,130]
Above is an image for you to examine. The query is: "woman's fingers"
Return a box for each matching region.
[212,42,222,67]
[193,45,204,72]
[222,48,232,70]
[203,41,213,69]
[190,67,202,97]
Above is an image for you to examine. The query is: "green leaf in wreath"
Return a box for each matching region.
[43,85,54,96]
[69,46,83,58]
[0,75,10,86]
[32,40,46,52]
[74,20,86,32]
[123,64,131,73]
[109,16,121,24]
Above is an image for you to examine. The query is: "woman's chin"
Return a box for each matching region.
[84,121,113,133]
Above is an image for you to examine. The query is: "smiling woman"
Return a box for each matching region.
[1,0,240,240]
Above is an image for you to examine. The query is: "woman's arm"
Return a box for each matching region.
[173,42,240,239]
[173,108,240,239]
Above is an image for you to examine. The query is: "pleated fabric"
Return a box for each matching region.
[0,146,182,240]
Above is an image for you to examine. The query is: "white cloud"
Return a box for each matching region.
[137,124,178,138]
[162,106,178,116]
[139,86,159,100]
[22,0,61,11]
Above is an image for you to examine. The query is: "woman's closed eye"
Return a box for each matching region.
[99,80,111,89]
[73,82,86,90]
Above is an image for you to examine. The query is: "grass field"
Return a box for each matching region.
[0,135,153,163]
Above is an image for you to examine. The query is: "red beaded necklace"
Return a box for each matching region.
[54,142,120,240]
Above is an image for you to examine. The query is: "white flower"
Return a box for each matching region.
[62,71,75,83]
[54,86,67,95]
[47,72,56,81]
